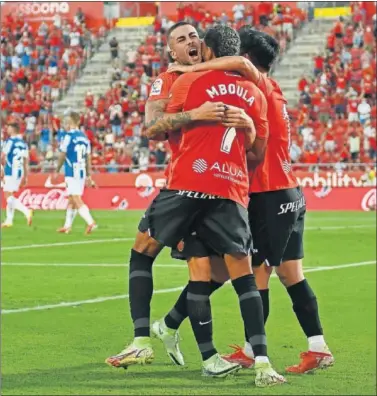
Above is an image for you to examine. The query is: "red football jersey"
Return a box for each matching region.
[166,70,268,208]
[147,71,181,178]
[250,73,298,193]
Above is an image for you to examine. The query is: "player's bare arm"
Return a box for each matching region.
[168,56,260,85]
[21,152,29,187]
[145,98,191,140]
[145,99,226,140]
[52,152,66,181]
[86,154,96,187]
[246,137,268,170]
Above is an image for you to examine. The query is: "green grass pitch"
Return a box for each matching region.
[1,210,376,395]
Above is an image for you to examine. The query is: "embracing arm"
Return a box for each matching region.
[145,98,195,141]
[169,56,261,85]
[145,98,226,141]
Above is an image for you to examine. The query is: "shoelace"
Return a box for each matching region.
[228,344,243,352]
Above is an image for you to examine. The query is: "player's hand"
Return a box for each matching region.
[167,64,195,74]
[192,101,226,122]
[223,106,254,129]
[21,176,28,187]
[86,176,96,188]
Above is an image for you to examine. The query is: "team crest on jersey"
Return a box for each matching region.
[150,79,163,97]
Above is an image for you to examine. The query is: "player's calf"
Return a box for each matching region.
[277,261,334,373]
[226,254,286,385]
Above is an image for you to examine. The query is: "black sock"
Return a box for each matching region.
[187,281,217,361]
[244,288,270,342]
[232,274,267,357]
[287,279,323,337]
[164,280,223,330]
[129,249,155,337]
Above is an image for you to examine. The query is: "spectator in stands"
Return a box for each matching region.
[300,85,311,105]
[109,103,123,136]
[318,97,331,124]
[369,134,377,160]
[75,7,85,26]
[109,37,119,60]
[104,128,115,148]
[300,123,315,150]
[69,27,81,48]
[347,89,361,122]
[289,140,302,163]
[233,4,245,22]
[322,123,336,152]
[363,119,376,157]
[37,123,51,153]
[348,130,361,161]
[358,98,372,124]
[153,142,167,167]
[353,25,364,48]
[298,75,308,92]
[25,113,36,144]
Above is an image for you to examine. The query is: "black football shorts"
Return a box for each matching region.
[139,189,252,255]
[248,186,306,267]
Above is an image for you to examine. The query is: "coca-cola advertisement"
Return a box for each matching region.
[1,172,376,211]
[16,187,159,211]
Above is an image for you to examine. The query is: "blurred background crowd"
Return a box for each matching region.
[1,2,376,173]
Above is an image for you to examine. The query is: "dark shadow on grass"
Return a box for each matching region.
[1,362,263,395]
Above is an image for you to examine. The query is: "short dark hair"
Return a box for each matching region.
[238,26,280,72]
[167,21,192,41]
[204,25,240,58]
[8,122,20,132]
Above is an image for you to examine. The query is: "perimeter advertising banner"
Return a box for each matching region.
[0,2,105,27]
[1,172,376,211]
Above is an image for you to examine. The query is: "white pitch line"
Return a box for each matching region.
[1,286,185,315]
[1,262,188,268]
[305,225,375,231]
[1,238,133,251]
[2,260,375,315]
[2,224,375,252]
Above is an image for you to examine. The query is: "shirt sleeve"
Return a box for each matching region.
[59,134,71,153]
[255,73,273,98]
[165,74,195,114]
[247,88,269,140]
[147,72,175,102]
[3,140,13,155]
[23,144,29,159]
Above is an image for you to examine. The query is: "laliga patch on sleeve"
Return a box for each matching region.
[149,78,163,97]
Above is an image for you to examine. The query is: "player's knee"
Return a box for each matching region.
[210,256,229,283]
[133,231,162,257]
[224,253,252,280]
[71,195,83,208]
[188,257,211,281]
[253,263,272,289]
[276,259,304,287]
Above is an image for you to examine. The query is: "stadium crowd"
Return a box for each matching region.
[0,2,376,172]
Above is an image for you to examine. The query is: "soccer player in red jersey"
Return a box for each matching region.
[168,27,334,374]
[105,22,229,371]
